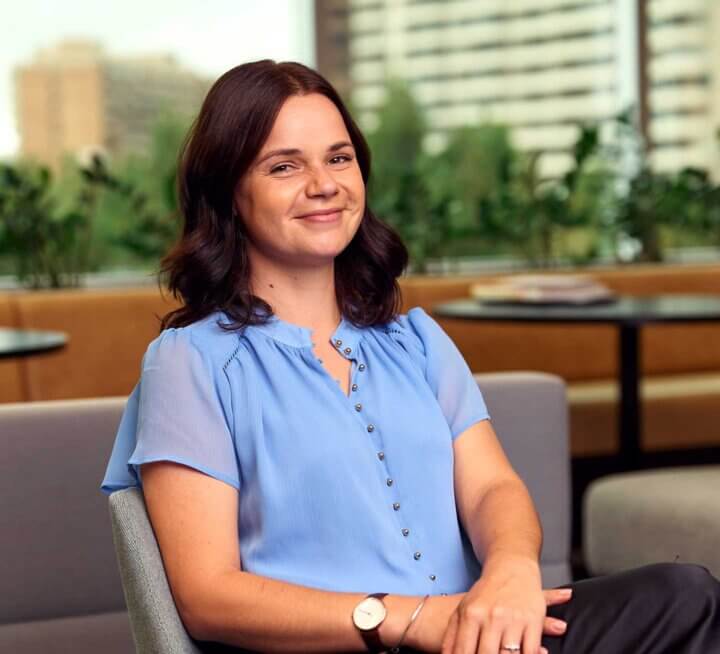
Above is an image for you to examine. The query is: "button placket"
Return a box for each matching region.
[342,345,422,569]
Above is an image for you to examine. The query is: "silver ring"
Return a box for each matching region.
[501,646,521,652]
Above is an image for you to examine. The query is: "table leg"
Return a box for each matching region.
[618,324,641,467]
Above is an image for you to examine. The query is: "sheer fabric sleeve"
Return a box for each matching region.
[123,327,240,490]
[399,307,490,440]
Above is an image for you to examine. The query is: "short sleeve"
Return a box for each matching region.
[100,327,240,493]
[399,307,490,440]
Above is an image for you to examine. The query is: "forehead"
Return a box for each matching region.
[260,93,351,151]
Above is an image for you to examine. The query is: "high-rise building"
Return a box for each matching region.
[647,0,720,175]
[14,40,212,169]
[315,0,352,101]
[344,0,720,178]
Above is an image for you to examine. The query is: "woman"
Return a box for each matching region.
[101,60,720,653]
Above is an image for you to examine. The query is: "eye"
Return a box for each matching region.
[269,163,294,174]
[330,154,353,165]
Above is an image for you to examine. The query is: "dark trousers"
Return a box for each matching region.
[205,563,720,653]
[543,562,720,653]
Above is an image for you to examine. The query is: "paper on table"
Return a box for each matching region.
[470,274,616,305]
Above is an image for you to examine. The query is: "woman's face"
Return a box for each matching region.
[235,93,365,269]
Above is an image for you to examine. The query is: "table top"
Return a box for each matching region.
[433,294,720,326]
[0,328,68,359]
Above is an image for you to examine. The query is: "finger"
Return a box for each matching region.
[474,614,502,654]
[522,621,542,654]
[441,612,459,654]
[496,614,524,654]
[543,587,572,606]
[540,648,549,654]
[452,607,483,654]
[542,615,567,637]
[476,605,514,654]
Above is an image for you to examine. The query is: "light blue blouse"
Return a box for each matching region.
[101,306,490,595]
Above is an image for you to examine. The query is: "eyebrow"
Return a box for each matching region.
[256,141,354,165]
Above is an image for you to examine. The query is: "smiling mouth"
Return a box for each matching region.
[297,208,344,222]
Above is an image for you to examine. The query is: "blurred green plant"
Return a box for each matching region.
[365,81,720,269]
[0,112,188,288]
[0,160,100,288]
[2,84,718,288]
[365,80,614,269]
[605,111,720,262]
[87,112,186,262]
[365,80,446,271]
[432,122,609,267]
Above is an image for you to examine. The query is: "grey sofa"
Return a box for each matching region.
[0,371,570,654]
[584,465,720,578]
[0,397,134,654]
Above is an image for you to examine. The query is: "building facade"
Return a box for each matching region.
[647,0,720,176]
[14,40,212,169]
[315,0,352,101]
[342,0,720,178]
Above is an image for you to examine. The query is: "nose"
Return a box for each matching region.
[305,163,339,198]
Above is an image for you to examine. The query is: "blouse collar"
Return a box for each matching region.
[251,312,364,352]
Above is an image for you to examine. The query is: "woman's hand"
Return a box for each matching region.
[438,555,571,654]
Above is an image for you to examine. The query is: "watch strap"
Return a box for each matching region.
[359,592,388,653]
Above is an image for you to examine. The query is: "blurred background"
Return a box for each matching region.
[2,0,719,288]
[2,5,720,644]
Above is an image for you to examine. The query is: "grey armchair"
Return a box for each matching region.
[109,372,571,654]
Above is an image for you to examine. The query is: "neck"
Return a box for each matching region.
[249,250,341,335]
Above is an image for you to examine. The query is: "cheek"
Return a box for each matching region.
[243,178,296,220]
[344,168,366,206]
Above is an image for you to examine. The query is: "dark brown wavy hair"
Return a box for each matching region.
[159,59,408,332]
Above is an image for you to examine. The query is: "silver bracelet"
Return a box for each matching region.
[389,593,430,653]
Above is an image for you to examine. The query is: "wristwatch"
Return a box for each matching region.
[352,592,388,652]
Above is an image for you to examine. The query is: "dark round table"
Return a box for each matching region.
[433,295,720,467]
[0,328,68,359]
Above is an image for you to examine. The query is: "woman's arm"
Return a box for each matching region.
[140,461,444,652]
[453,419,542,565]
[440,420,566,653]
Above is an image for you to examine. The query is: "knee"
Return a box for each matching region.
[642,562,720,609]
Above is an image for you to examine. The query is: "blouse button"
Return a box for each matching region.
[401,528,409,537]
[355,403,362,411]
[344,347,352,355]
[358,363,366,371]
[429,574,437,581]
[413,551,422,560]
[367,424,375,432]
[393,502,400,510]
[377,451,385,460]
[351,383,358,392]
[386,478,393,487]
[334,339,342,347]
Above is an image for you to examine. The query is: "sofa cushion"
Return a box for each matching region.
[568,372,720,455]
[583,465,720,577]
[0,610,133,654]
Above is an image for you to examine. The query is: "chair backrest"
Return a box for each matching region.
[109,487,204,654]
[109,372,570,653]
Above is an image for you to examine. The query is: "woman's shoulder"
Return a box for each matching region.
[376,306,455,372]
[384,306,446,351]
[144,311,243,371]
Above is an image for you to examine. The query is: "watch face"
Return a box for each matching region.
[352,596,387,631]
